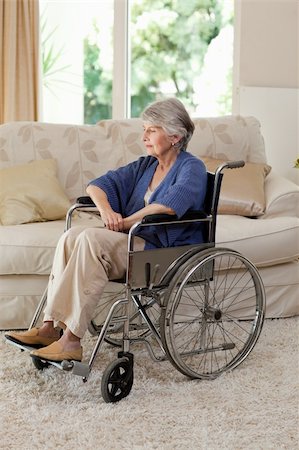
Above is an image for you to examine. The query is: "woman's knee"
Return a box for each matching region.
[75,227,101,245]
[76,228,124,248]
[58,226,90,255]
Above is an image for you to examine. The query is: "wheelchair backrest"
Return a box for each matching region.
[202,171,223,243]
[204,172,221,215]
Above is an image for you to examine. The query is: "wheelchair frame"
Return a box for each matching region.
[6,161,266,403]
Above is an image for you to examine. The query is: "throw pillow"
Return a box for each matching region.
[0,159,71,225]
[201,157,271,216]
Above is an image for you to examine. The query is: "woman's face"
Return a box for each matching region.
[142,124,177,158]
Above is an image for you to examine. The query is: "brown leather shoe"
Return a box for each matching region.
[5,328,61,348]
[30,341,82,362]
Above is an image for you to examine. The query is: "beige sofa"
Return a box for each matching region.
[0,116,298,330]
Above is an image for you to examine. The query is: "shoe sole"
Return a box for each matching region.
[5,329,63,349]
[5,334,47,349]
[30,354,82,363]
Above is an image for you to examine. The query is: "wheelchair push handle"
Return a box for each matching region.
[226,160,245,169]
[215,160,245,177]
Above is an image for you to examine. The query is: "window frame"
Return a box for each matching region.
[113,0,130,119]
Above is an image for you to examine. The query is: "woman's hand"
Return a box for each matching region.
[86,185,124,232]
[100,209,124,232]
[86,185,175,232]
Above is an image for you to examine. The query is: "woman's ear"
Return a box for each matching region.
[172,135,182,145]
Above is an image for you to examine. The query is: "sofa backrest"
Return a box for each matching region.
[0,115,266,201]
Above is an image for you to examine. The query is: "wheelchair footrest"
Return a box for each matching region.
[5,337,36,353]
[63,360,90,378]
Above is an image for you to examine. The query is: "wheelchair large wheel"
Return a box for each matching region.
[160,247,265,380]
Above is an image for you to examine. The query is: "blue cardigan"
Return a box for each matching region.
[89,151,207,249]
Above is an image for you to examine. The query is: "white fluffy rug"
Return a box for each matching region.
[0,318,298,450]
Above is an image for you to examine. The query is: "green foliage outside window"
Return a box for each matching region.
[83,0,232,123]
[130,0,224,117]
[83,23,112,124]
[41,11,71,95]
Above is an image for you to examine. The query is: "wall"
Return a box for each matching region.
[233,0,298,183]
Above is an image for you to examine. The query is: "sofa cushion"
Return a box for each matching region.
[0,213,103,275]
[216,215,299,266]
[263,171,299,218]
[0,159,70,225]
[201,157,271,216]
[188,116,267,163]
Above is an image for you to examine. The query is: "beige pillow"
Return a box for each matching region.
[201,157,271,216]
[0,159,71,225]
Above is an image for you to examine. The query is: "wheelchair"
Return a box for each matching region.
[5,160,265,403]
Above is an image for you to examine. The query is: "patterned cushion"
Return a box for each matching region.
[0,159,70,225]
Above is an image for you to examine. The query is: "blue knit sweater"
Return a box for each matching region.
[89,151,207,249]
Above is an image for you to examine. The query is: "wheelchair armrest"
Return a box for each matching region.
[141,210,207,224]
[76,196,96,206]
[65,196,97,231]
[181,210,208,220]
[142,214,178,224]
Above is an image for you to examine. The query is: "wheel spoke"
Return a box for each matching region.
[110,383,121,396]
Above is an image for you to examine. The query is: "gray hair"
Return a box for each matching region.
[141,98,195,151]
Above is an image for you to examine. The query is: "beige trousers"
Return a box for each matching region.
[44,226,145,338]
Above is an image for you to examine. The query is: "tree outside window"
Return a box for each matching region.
[41,0,233,124]
[130,0,233,117]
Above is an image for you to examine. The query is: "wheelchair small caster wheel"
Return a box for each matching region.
[101,356,134,403]
[31,356,50,371]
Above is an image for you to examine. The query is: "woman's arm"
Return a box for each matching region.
[87,185,175,232]
[86,185,124,231]
[87,157,152,218]
[123,203,175,230]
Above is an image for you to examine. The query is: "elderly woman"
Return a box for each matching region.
[5,98,207,362]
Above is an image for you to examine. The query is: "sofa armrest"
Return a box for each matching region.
[262,171,299,218]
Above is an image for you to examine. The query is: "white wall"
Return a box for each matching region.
[239,86,298,183]
[233,0,298,183]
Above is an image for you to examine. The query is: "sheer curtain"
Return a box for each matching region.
[0,0,40,124]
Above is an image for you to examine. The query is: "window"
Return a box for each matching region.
[40,0,233,123]
[130,0,233,118]
[40,0,113,124]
